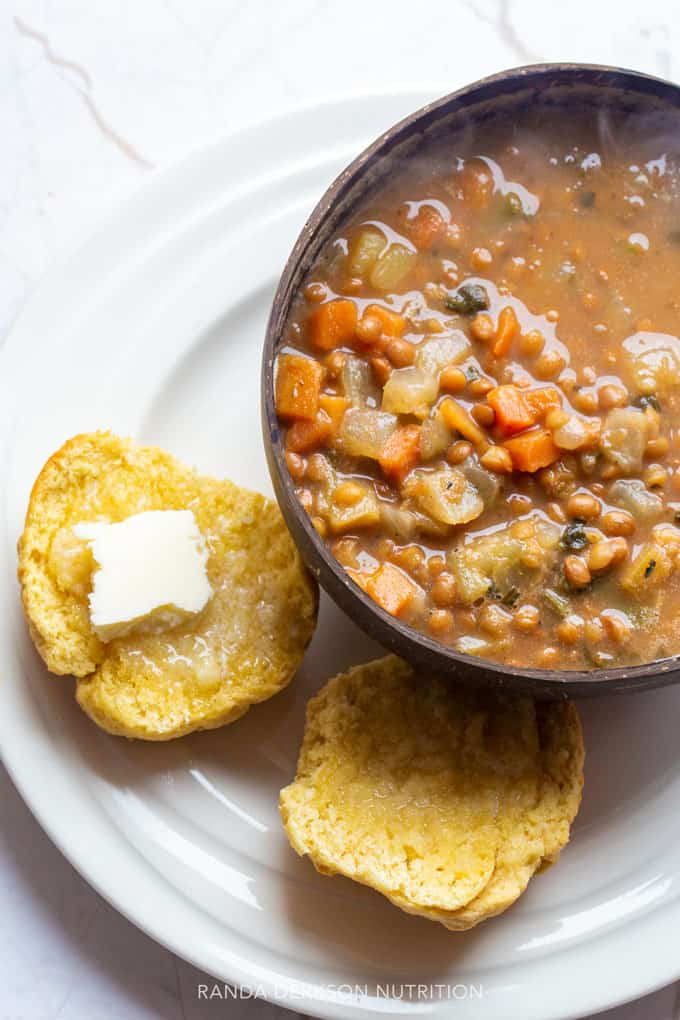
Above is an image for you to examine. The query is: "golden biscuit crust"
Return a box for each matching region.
[445,700,584,928]
[18,432,318,739]
[280,656,584,929]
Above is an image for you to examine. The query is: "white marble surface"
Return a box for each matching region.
[1,2,680,1018]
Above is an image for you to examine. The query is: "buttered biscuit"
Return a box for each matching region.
[280,656,583,930]
[18,432,318,739]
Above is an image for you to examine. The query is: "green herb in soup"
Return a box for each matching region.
[274,117,680,670]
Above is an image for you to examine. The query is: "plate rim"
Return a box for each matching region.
[1,89,679,1020]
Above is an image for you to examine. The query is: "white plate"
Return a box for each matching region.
[1,93,680,1020]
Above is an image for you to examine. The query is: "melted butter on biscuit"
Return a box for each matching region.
[72,509,212,642]
[19,431,318,738]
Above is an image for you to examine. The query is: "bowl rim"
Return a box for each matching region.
[262,61,680,697]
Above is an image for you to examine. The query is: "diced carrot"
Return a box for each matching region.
[378,425,421,485]
[492,305,520,358]
[365,562,418,617]
[401,205,446,251]
[364,303,406,338]
[308,299,358,351]
[439,397,489,450]
[319,393,350,434]
[524,386,562,419]
[285,410,333,454]
[487,385,536,436]
[503,427,560,473]
[275,353,324,421]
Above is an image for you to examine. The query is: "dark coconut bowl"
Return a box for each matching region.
[262,63,680,697]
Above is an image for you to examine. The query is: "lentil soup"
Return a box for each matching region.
[274,110,680,670]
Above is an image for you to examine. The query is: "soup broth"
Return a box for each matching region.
[275,109,680,670]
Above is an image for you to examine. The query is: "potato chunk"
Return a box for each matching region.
[449,514,560,605]
[326,487,380,533]
[403,467,484,527]
[619,541,673,595]
[338,408,397,460]
[370,244,417,291]
[382,366,438,415]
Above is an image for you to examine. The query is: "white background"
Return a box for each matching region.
[1,1,680,1018]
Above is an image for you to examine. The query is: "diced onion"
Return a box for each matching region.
[552,415,600,451]
[622,332,680,396]
[379,503,421,541]
[419,411,452,460]
[599,408,648,472]
[455,635,493,656]
[608,479,664,521]
[341,355,378,406]
[460,457,501,506]
[380,502,451,540]
[347,227,385,279]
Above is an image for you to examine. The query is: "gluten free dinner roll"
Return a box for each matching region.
[18,432,318,739]
[280,655,584,930]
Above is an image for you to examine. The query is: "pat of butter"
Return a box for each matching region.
[73,510,212,642]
